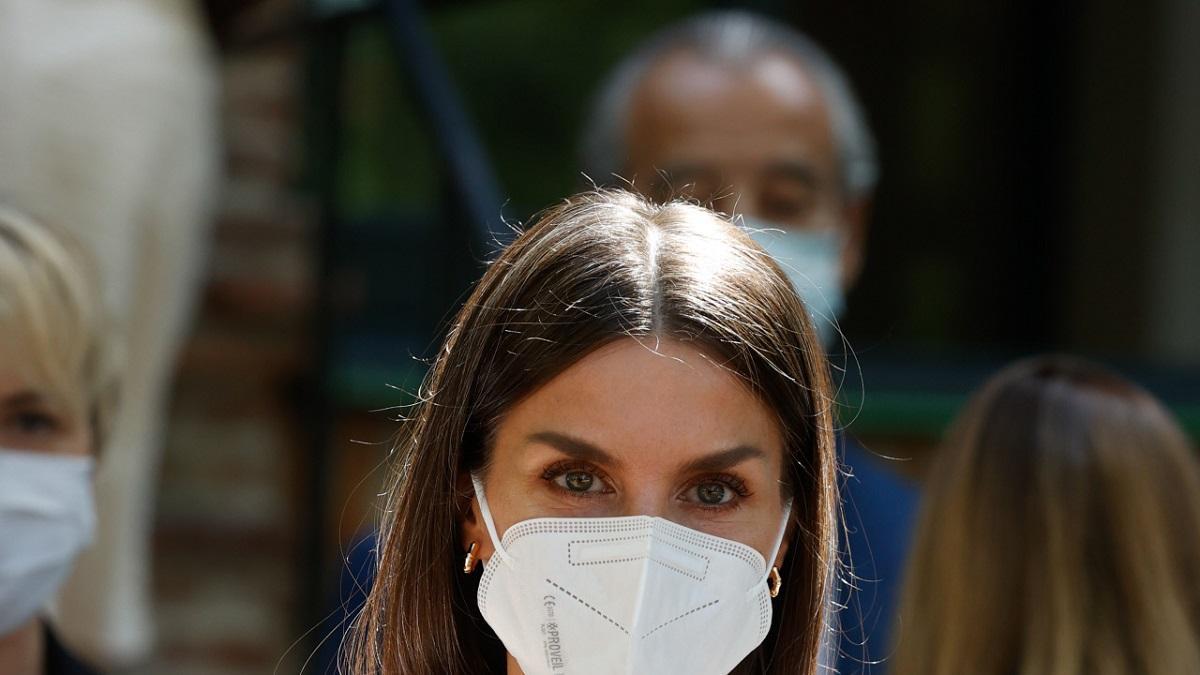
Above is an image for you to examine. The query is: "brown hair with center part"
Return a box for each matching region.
[348,190,838,674]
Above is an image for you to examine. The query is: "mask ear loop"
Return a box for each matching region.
[755,500,793,591]
[470,474,513,566]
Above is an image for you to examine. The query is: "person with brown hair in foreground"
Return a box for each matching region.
[348,190,840,674]
[892,355,1200,675]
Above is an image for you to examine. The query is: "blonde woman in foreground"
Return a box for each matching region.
[892,355,1200,675]
[0,206,117,674]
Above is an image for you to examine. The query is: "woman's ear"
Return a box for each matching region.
[456,471,496,564]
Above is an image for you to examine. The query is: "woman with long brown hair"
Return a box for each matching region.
[892,355,1200,675]
[347,190,840,673]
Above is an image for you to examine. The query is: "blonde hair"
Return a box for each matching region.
[893,355,1200,675]
[0,204,118,445]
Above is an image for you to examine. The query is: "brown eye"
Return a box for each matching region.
[563,471,595,492]
[696,482,729,505]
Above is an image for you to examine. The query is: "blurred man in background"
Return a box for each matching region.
[581,11,915,672]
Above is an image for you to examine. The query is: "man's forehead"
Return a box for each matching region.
[643,48,830,106]
[631,49,827,123]
[625,49,837,171]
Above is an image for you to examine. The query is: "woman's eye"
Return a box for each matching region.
[693,481,733,506]
[557,470,599,493]
[8,411,60,434]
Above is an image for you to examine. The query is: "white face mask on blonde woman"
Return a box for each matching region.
[0,370,97,635]
[0,450,96,634]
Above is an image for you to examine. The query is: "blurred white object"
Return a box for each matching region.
[0,0,218,666]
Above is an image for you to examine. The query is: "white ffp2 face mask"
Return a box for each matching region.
[0,449,96,634]
[472,476,790,675]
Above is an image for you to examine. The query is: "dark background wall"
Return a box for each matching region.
[333,0,1196,362]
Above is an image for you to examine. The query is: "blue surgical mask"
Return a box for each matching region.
[743,218,847,348]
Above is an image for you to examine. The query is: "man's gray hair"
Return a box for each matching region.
[580,10,879,199]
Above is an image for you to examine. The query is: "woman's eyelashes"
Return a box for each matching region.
[540,461,752,512]
[680,473,752,511]
[541,461,614,497]
[4,408,63,436]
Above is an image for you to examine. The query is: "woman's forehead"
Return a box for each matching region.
[494,337,785,469]
[0,364,49,408]
[0,336,81,416]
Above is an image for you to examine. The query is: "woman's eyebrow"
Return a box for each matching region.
[679,445,766,474]
[526,431,623,469]
[0,389,47,409]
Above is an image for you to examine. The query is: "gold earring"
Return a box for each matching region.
[463,542,479,574]
[768,566,783,598]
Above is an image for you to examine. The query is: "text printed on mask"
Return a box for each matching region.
[541,594,567,671]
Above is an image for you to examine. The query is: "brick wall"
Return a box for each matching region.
[131,13,318,672]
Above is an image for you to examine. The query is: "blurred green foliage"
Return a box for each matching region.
[337,0,703,220]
